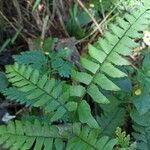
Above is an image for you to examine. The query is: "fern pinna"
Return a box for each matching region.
[0,6,149,150]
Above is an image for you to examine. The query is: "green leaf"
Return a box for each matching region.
[72,70,92,85]
[88,44,107,63]
[133,93,150,115]
[132,111,150,150]
[13,50,48,71]
[107,52,130,66]
[87,84,109,104]
[80,57,99,74]
[51,49,73,78]
[101,62,127,78]
[0,72,9,91]
[65,102,77,112]
[78,100,99,129]
[94,73,120,91]
[32,0,41,11]
[69,85,85,97]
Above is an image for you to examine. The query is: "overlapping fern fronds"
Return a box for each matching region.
[97,97,126,136]
[72,8,150,104]
[131,111,150,150]
[0,121,117,150]
[0,120,66,150]
[5,63,85,122]
[4,63,99,128]
[0,6,150,150]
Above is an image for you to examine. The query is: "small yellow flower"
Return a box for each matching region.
[134,88,142,95]
[45,52,49,55]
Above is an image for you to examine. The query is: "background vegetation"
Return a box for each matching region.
[0,0,150,149]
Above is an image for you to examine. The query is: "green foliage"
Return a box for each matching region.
[2,87,33,106]
[4,62,99,128]
[72,8,150,104]
[116,127,130,148]
[0,120,117,150]
[0,71,9,91]
[133,53,150,114]
[131,111,150,150]
[5,63,80,122]
[0,4,150,150]
[0,119,66,150]
[78,100,99,129]
[97,97,126,137]
[13,50,48,71]
[32,0,41,11]
[67,123,117,150]
[91,0,119,11]
[66,4,88,39]
[50,48,73,78]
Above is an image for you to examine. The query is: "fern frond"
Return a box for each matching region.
[97,108,125,137]
[72,8,150,104]
[5,63,100,128]
[2,87,33,106]
[13,50,48,70]
[0,120,66,150]
[67,123,117,150]
[133,53,150,115]
[0,120,117,150]
[5,63,84,122]
[50,48,73,78]
[97,97,126,136]
[131,111,150,150]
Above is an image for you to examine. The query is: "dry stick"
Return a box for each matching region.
[51,0,56,20]
[76,2,121,44]
[32,10,43,31]
[40,15,49,47]
[0,11,27,42]
[89,6,117,44]
[76,0,103,34]
[12,18,37,39]
[15,107,28,116]
[12,0,23,24]
[56,8,70,37]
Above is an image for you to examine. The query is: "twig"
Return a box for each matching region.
[12,0,23,24]
[32,10,43,30]
[41,15,49,41]
[56,8,70,37]
[76,0,103,34]
[12,18,37,38]
[51,0,57,20]
[88,7,116,43]
[0,11,27,42]
[76,1,121,44]
[15,107,28,115]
